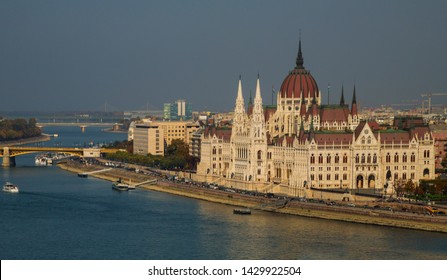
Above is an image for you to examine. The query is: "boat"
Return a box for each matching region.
[233,208,251,215]
[112,178,129,191]
[3,182,19,193]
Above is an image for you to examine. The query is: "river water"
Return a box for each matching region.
[0,126,446,260]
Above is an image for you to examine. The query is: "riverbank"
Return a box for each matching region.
[58,160,447,233]
[0,134,51,146]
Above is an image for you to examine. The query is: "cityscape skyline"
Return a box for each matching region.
[1,0,446,112]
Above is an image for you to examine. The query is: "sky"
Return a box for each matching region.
[1,0,446,113]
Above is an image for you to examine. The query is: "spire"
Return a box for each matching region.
[351,85,358,115]
[255,75,261,100]
[295,34,304,69]
[237,75,243,101]
[340,84,345,105]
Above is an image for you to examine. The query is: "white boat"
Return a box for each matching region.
[112,179,129,191]
[3,182,19,193]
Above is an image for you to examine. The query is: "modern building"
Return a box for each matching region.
[132,120,200,156]
[164,100,192,121]
[197,40,435,198]
[133,123,164,156]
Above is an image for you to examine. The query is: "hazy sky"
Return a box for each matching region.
[1,0,446,112]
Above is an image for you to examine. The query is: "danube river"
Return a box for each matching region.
[1,126,446,259]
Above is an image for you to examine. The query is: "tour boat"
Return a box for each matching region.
[3,182,19,193]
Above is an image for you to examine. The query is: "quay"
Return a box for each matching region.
[58,160,447,234]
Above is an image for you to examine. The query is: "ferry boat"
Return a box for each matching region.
[233,208,251,215]
[3,182,19,193]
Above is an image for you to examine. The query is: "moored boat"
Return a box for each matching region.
[112,178,129,191]
[233,208,251,215]
[3,182,19,193]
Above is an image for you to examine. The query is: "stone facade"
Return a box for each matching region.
[197,41,435,197]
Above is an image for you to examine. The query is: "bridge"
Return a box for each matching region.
[0,146,123,167]
[36,122,123,132]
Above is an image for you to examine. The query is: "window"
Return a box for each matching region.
[310,154,315,164]
[386,153,391,163]
[403,153,407,163]
[394,153,399,163]
[343,174,347,180]
[343,154,348,163]
[335,174,339,180]
[335,154,339,164]
[318,154,323,164]
[361,154,365,164]
[373,154,377,163]
[327,174,331,180]
[355,154,359,164]
[367,154,371,163]
[411,153,416,162]
[327,154,331,164]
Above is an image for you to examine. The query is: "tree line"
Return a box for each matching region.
[0,118,41,141]
[104,139,199,171]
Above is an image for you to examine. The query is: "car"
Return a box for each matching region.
[347,203,356,207]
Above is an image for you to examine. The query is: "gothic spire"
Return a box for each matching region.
[351,85,358,115]
[295,36,304,69]
[340,84,345,105]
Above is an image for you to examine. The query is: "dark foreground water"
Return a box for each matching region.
[1,127,446,259]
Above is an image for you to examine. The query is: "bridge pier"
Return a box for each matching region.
[2,156,16,167]
[2,147,16,167]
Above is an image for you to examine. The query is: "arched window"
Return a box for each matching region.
[327,154,331,164]
[367,136,372,144]
[367,154,371,163]
[212,147,216,155]
[361,137,365,144]
[403,153,407,163]
[355,154,359,164]
[257,150,262,160]
[394,153,399,163]
[335,154,339,164]
[373,154,377,164]
[318,154,323,164]
[411,153,416,162]
[310,154,315,164]
[386,153,391,163]
[361,154,365,163]
[343,154,348,163]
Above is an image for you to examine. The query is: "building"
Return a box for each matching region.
[164,100,193,121]
[132,120,200,156]
[197,40,435,198]
[133,123,164,156]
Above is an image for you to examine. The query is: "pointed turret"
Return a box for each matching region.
[295,36,304,69]
[340,84,345,106]
[233,76,247,134]
[351,85,358,115]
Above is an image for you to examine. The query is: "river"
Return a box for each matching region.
[0,126,446,259]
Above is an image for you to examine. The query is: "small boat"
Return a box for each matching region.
[233,208,251,215]
[112,178,129,191]
[3,182,19,193]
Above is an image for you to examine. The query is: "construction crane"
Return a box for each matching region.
[421,93,447,114]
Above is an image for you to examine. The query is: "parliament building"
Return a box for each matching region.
[196,40,435,198]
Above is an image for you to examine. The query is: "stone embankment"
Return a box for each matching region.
[58,160,447,234]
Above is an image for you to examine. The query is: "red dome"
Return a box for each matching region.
[279,68,319,99]
[279,39,319,100]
